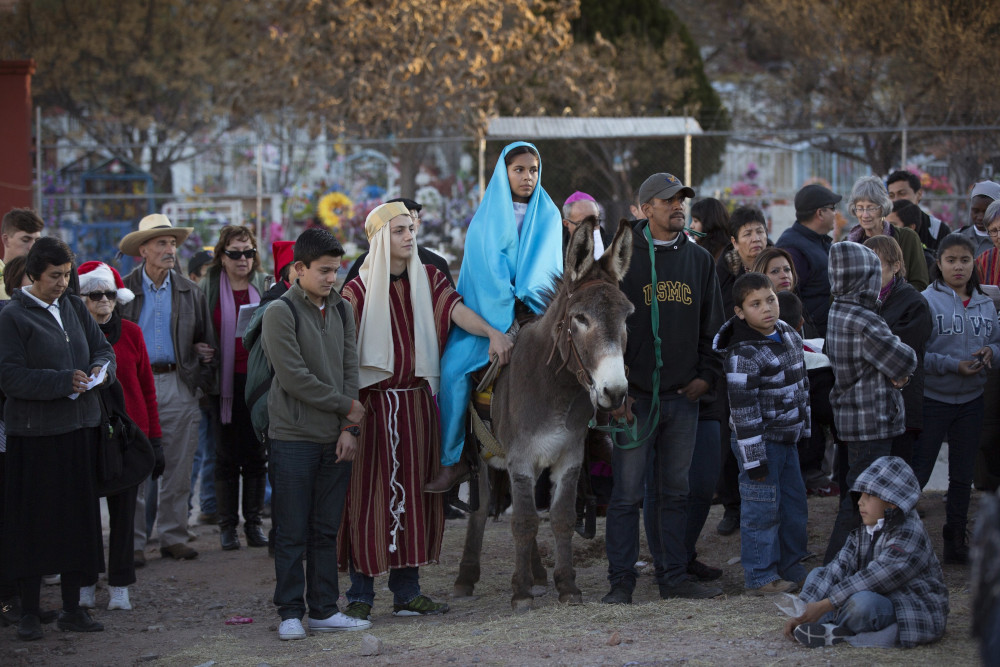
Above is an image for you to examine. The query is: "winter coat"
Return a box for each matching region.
[800,455,949,648]
[826,243,917,442]
[776,222,833,335]
[713,316,810,476]
[877,279,932,430]
[921,280,1000,404]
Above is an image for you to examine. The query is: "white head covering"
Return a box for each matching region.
[356,202,441,392]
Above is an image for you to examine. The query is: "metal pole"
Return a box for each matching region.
[256,143,263,244]
[35,106,42,215]
[900,104,908,169]
[478,134,486,203]
[684,113,692,187]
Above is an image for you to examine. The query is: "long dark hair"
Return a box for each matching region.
[690,198,730,260]
[932,233,983,295]
[504,145,539,166]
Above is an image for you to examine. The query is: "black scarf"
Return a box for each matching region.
[99,309,123,346]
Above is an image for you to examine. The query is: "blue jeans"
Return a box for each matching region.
[347,561,420,607]
[824,438,892,563]
[912,395,983,533]
[804,568,896,633]
[606,394,698,589]
[644,419,721,567]
[189,406,217,515]
[732,438,808,588]
[270,439,352,621]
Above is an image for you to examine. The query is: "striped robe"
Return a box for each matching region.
[338,266,462,576]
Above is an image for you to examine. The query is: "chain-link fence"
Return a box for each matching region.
[37,126,1000,275]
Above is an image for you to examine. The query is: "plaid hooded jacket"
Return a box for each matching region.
[826,243,917,442]
[800,456,949,647]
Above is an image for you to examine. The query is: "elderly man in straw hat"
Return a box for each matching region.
[336,202,511,622]
[118,214,218,563]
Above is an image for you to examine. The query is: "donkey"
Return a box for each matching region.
[453,218,634,611]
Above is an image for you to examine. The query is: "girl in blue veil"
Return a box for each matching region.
[425,141,563,492]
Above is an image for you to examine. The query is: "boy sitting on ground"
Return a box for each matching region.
[785,455,949,648]
[713,272,811,595]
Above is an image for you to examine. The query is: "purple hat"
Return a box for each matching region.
[564,191,596,206]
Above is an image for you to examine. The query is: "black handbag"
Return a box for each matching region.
[95,384,155,498]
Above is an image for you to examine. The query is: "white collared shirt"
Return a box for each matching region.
[21,284,64,330]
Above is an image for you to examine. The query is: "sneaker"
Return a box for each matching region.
[56,607,103,633]
[42,574,61,585]
[601,584,633,605]
[17,613,42,641]
[134,550,147,568]
[308,611,372,631]
[659,579,723,600]
[793,622,852,648]
[344,601,372,621]
[807,483,840,497]
[686,559,723,581]
[160,543,198,560]
[79,584,96,609]
[748,579,799,596]
[716,515,740,536]
[278,617,306,640]
[392,594,450,616]
[108,586,132,611]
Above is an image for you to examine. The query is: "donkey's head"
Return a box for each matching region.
[550,218,634,411]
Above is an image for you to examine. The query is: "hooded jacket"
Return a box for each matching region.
[620,220,724,396]
[921,280,1000,404]
[826,243,917,442]
[713,316,810,475]
[800,456,949,648]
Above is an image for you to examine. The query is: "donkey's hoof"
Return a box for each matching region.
[510,597,534,614]
[530,584,549,597]
[558,592,583,604]
[453,584,476,599]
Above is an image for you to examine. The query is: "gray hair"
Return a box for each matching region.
[848,175,892,218]
[985,199,1000,228]
[561,198,602,221]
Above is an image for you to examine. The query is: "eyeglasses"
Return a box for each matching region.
[988,228,1000,237]
[564,214,603,227]
[855,206,881,215]
[85,291,117,302]
[223,248,257,260]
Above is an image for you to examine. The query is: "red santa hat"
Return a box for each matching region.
[272,241,295,283]
[77,261,136,304]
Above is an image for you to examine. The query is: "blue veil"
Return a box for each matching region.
[438,141,564,464]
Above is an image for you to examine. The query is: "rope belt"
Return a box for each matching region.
[374,386,423,554]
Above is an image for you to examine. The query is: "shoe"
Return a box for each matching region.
[686,559,723,581]
[197,512,219,525]
[807,483,840,498]
[344,601,372,621]
[0,596,23,627]
[748,579,799,596]
[245,524,269,548]
[659,580,723,600]
[108,586,132,611]
[424,461,470,493]
[943,524,970,564]
[220,526,240,551]
[793,622,852,648]
[160,543,199,560]
[308,611,372,631]
[278,617,306,640]
[57,607,104,632]
[392,594,450,616]
[42,574,61,585]
[134,550,147,568]
[444,503,466,520]
[600,584,633,605]
[716,515,739,536]
[79,584,96,609]
[16,613,42,641]
[39,609,58,624]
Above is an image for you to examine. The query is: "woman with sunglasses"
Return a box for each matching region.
[200,226,269,551]
[75,261,164,613]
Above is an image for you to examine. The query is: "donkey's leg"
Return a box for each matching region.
[549,460,584,603]
[454,458,491,598]
[509,471,540,612]
[530,537,548,593]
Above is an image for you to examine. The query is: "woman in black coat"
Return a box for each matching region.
[0,238,116,641]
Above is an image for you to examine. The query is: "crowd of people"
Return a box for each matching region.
[0,147,996,653]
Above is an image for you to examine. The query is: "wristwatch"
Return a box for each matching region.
[343,425,361,437]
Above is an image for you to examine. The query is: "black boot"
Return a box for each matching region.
[216,479,241,551]
[943,524,969,564]
[243,474,269,548]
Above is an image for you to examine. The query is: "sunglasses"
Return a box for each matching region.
[85,291,118,302]
[223,248,257,260]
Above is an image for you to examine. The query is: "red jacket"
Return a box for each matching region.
[115,319,162,439]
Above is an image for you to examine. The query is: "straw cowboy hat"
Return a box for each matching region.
[118,214,193,257]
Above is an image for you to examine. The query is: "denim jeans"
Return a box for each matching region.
[270,439,352,621]
[189,406,217,515]
[824,438,893,563]
[912,395,984,533]
[347,560,420,607]
[804,568,896,634]
[732,437,808,588]
[606,394,698,589]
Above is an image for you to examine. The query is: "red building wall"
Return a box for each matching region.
[0,59,36,259]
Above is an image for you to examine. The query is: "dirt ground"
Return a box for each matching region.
[0,490,981,666]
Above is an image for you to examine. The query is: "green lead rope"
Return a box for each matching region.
[590,224,662,449]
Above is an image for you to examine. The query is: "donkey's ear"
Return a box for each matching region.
[598,219,633,282]
[564,218,596,283]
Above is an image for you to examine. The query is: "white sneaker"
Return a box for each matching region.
[278,618,306,640]
[79,584,96,609]
[307,611,372,632]
[108,586,132,611]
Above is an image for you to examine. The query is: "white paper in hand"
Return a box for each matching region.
[68,360,110,400]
